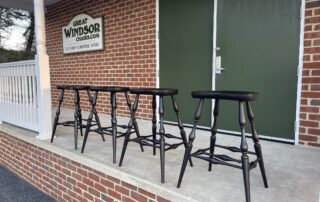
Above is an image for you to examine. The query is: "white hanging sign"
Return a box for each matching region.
[62,14,104,54]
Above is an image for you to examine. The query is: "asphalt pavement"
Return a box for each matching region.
[0,165,55,202]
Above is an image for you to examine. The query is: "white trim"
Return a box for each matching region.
[164,120,211,130]
[156,0,160,89]
[212,0,299,143]
[211,0,218,126]
[163,120,294,143]
[34,0,53,140]
[295,0,305,145]
[0,60,36,67]
[218,129,295,144]
[156,0,160,120]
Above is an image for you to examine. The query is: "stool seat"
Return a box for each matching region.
[130,88,178,96]
[57,85,90,91]
[192,90,258,101]
[90,86,130,92]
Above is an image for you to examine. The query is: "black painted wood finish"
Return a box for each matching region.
[177,91,268,202]
[80,86,143,164]
[119,88,190,183]
[51,85,92,150]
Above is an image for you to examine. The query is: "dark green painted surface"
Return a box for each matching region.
[159,0,213,126]
[216,0,301,139]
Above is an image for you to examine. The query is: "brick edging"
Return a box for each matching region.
[300,0,320,147]
[0,132,171,202]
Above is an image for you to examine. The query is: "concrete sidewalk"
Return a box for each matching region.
[0,165,55,202]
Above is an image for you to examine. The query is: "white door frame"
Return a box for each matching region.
[212,0,301,144]
[294,0,305,145]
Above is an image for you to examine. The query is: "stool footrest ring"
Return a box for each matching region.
[191,147,259,169]
[130,135,184,151]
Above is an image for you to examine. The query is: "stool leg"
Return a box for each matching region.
[152,95,157,156]
[77,91,83,137]
[74,90,80,150]
[111,92,117,164]
[133,120,144,152]
[171,95,193,167]
[81,91,99,153]
[209,99,219,171]
[87,90,104,141]
[177,98,204,188]
[51,89,64,142]
[125,92,144,152]
[119,94,139,167]
[159,96,165,183]
[239,101,250,202]
[246,102,268,188]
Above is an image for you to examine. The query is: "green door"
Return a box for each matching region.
[160,0,213,126]
[215,0,301,140]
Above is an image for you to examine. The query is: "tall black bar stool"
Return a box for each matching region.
[51,85,96,150]
[119,88,192,183]
[81,86,144,164]
[177,91,268,202]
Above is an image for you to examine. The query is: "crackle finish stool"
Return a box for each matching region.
[81,86,144,164]
[177,91,268,202]
[51,85,95,150]
[119,88,192,183]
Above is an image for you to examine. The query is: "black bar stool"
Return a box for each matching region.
[51,85,95,150]
[177,91,268,202]
[119,88,192,183]
[81,86,144,164]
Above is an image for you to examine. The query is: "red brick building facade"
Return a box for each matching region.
[300,0,320,147]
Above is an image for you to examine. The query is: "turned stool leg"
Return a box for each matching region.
[246,102,268,188]
[152,95,157,156]
[177,98,204,188]
[77,91,83,137]
[209,99,219,171]
[119,94,140,167]
[239,101,250,202]
[81,91,99,153]
[125,92,144,152]
[87,90,104,141]
[111,92,117,164]
[74,90,81,150]
[51,89,64,142]
[159,96,165,183]
[171,95,193,167]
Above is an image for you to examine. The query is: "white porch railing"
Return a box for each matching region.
[0,60,39,131]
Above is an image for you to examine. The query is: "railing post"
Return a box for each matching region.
[34,0,53,140]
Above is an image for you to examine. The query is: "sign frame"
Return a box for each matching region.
[62,13,105,54]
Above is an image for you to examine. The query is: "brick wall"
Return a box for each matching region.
[0,132,170,202]
[300,0,320,147]
[46,0,157,120]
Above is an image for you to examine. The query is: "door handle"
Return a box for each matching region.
[215,56,225,74]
